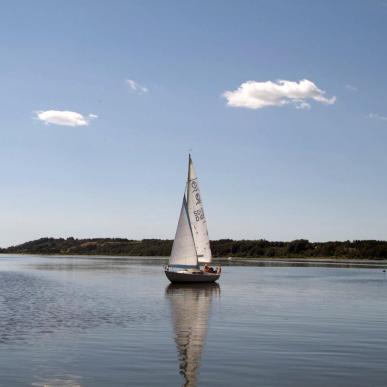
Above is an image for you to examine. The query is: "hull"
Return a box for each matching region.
[165,270,220,283]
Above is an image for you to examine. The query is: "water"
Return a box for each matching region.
[0,255,387,387]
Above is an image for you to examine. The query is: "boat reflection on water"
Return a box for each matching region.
[166,283,220,387]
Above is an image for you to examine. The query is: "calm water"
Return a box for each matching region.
[0,255,387,387]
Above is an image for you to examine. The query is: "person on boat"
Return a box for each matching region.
[204,264,216,273]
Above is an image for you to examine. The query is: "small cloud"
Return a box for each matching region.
[126,79,148,94]
[223,79,336,110]
[368,112,387,122]
[295,101,311,110]
[345,84,358,91]
[35,110,97,127]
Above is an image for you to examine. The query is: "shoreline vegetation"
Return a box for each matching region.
[1,237,387,260]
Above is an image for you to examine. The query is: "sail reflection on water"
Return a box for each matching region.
[166,283,220,387]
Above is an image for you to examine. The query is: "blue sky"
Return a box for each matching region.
[1,0,387,246]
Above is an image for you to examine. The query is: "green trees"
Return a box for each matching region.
[287,239,311,254]
[2,237,387,259]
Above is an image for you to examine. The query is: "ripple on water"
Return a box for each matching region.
[0,271,148,345]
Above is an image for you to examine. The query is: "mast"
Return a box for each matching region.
[187,153,192,205]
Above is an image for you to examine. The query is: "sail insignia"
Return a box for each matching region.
[186,156,212,263]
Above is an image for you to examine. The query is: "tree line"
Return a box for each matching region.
[1,237,387,259]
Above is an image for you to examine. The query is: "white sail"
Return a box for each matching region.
[186,156,212,263]
[169,195,198,268]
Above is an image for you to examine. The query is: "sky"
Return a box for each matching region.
[1,0,387,246]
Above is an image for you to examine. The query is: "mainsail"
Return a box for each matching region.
[169,195,198,268]
[186,155,212,263]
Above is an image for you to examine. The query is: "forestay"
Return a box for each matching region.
[186,156,212,263]
[169,195,199,268]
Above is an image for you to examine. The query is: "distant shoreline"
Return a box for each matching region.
[1,253,387,269]
[2,237,387,262]
[1,252,387,261]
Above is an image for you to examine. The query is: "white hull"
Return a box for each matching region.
[165,270,220,283]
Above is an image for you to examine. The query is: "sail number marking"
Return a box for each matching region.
[193,208,205,222]
[191,181,202,205]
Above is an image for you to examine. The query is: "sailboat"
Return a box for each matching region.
[164,155,221,283]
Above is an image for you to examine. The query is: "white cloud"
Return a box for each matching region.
[223,79,336,110]
[295,101,311,110]
[35,110,98,127]
[345,84,358,91]
[368,112,387,122]
[126,79,148,94]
